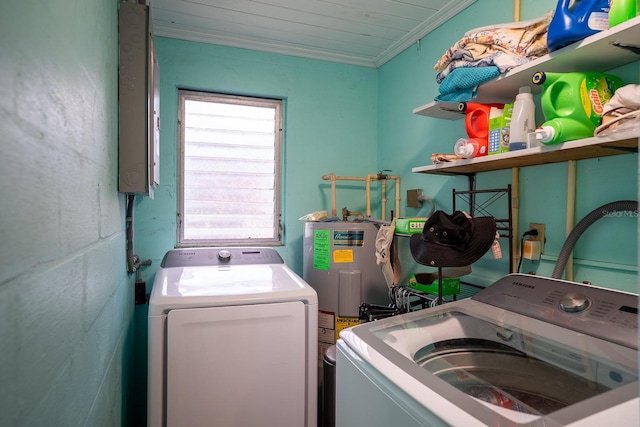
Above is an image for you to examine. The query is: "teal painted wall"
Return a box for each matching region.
[0,1,140,426]
[378,0,639,291]
[134,37,379,280]
[138,0,637,293]
[2,1,636,426]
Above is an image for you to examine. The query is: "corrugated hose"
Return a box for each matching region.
[552,200,638,279]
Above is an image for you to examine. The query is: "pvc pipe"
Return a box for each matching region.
[366,174,374,218]
[394,177,401,219]
[321,173,370,217]
[321,173,338,217]
[367,173,402,221]
[321,173,401,220]
[381,179,387,220]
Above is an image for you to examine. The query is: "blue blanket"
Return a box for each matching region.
[435,66,500,102]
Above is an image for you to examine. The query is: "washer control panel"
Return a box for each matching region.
[474,274,638,349]
[559,292,591,313]
[161,247,284,268]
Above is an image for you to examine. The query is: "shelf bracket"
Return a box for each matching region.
[610,41,640,55]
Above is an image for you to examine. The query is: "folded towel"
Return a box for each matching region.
[435,66,500,102]
[436,52,531,84]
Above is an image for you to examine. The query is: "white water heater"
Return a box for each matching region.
[303,221,389,363]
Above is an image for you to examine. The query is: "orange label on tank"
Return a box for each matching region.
[333,249,354,263]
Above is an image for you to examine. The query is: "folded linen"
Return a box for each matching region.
[435,66,500,102]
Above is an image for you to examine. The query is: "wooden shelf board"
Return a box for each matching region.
[412,131,638,175]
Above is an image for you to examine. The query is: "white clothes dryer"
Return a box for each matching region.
[148,247,318,427]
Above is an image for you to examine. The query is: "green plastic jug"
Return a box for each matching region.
[531,71,624,144]
[609,0,637,27]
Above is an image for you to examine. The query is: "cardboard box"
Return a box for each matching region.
[395,217,427,235]
[488,103,513,155]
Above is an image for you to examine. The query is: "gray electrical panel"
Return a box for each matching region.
[118,1,160,197]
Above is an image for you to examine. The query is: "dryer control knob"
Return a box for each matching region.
[217,250,232,262]
[559,292,590,313]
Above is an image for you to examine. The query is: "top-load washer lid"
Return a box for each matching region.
[340,274,638,427]
[148,247,317,316]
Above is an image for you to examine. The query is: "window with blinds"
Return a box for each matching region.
[177,90,283,246]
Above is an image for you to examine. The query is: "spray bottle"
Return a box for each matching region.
[508,87,536,151]
[547,0,610,52]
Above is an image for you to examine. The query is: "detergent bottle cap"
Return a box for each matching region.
[514,86,534,103]
[454,138,478,158]
[536,126,555,143]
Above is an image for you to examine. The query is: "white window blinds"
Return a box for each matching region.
[178,91,282,246]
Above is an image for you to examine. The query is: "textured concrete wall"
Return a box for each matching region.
[0,1,135,425]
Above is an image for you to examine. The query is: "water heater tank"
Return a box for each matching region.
[303,221,389,360]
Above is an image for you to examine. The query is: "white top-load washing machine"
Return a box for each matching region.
[337,273,638,427]
[148,247,318,427]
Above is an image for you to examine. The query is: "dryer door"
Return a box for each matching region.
[166,301,307,427]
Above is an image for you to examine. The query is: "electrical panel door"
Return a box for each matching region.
[118,2,160,197]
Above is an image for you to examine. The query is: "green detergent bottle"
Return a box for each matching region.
[609,0,637,28]
[531,71,624,144]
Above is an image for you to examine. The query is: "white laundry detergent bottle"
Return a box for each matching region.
[508,86,536,151]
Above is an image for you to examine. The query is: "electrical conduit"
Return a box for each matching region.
[511,0,521,273]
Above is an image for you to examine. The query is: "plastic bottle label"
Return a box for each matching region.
[579,76,616,120]
[588,12,610,30]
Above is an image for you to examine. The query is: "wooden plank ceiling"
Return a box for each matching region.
[150,0,476,68]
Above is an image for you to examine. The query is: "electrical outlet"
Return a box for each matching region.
[407,189,423,208]
[529,222,546,253]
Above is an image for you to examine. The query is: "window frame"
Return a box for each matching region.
[176,90,283,247]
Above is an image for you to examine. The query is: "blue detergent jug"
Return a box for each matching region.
[547,0,610,52]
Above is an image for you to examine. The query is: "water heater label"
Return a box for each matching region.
[333,249,354,263]
[313,229,331,270]
[335,316,362,340]
[332,230,364,246]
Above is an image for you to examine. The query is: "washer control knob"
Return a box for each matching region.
[559,292,590,313]
[217,250,232,262]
